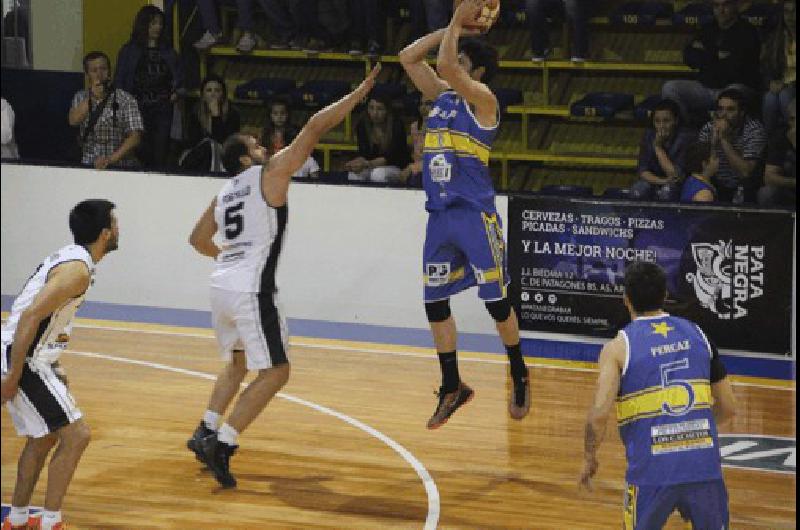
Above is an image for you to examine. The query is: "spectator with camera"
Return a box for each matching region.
[68,51,143,170]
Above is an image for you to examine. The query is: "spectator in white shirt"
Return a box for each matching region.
[1,97,20,159]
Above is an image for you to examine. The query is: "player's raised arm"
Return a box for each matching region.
[398,29,450,101]
[437,0,498,125]
[261,64,381,207]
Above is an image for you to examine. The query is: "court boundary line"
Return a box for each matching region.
[65,349,440,530]
[71,321,796,391]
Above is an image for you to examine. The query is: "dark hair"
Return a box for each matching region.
[623,262,667,313]
[200,74,228,100]
[222,134,249,176]
[459,38,499,83]
[82,51,110,73]
[262,96,294,149]
[651,98,681,125]
[717,88,746,111]
[130,5,165,48]
[684,141,714,174]
[69,199,115,245]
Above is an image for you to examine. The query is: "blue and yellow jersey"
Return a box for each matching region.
[422,90,498,212]
[617,314,723,486]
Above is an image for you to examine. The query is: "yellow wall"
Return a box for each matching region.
[31,2,84,71]
[82,0,149,74]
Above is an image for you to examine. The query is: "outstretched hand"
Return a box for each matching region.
[356,63,382,97]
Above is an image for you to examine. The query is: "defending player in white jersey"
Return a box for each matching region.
[186,65,380,489]
[1,199,119,530]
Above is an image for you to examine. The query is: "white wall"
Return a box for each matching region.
[1,164,507,334]
[31,1,83,72]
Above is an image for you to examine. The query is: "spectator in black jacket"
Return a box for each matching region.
[116,5,184,170]
[758,97,796,208]
[662,0,760,127]
[345,94,410,183]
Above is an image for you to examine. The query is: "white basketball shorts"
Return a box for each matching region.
[210,287,289,370]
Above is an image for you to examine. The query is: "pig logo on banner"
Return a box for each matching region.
[685,240,764,320]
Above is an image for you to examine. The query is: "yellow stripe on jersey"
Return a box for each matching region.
[616,381,713,426]
[424,267,465,286]
[623,483,637,530]
[481,212,506,297]
[423,129,490,164]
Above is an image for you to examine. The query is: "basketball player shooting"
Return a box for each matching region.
[399,0,531,430]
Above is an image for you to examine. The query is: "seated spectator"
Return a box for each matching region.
[758,97,796,208]
[527,0,589,62]
[761,0,796,134]
[193,0,224,50]
[261,98,319,178]
[663,0,760,127]
[346,94,410,184]
[261,98,298,155]
[116,5,184,170]
[1,97,19,159]
[234,0,307,53]
[180,74,240,172]
[347,0,384,56]
[680,142,718,202]
[68,51,144,169]
[400,97,433,187]
[629,99,694,202]
[698,88,767,203]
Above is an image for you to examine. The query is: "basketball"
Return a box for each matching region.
[454,0,500,33]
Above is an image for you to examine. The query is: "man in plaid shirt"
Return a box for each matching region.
[69,51,143,169]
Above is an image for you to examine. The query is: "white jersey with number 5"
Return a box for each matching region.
[211,165,288,293]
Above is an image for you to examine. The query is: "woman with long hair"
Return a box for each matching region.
[345,93,410,183]
[180,75,240,172]
[115,5,184,170]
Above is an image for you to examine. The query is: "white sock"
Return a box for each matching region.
[40,510,61,530]
[8,506,28,526]
[217,423,239,445]
[203,410,220,431]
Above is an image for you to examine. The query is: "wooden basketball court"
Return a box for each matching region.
[2,319,795,529]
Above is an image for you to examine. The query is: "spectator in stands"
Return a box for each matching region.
[761,0,796,134]
[1,97,19,159]
[180,74,241,172]
[698,88,767,203]
[663,0,760,126]
[758,97,796,207]
[317,0,350,51]
[680,141,718,202]
[69,51,144,170]
[346,93,410,183]
[527,0,589,62]
[347,0,385,56]
[234,0,306,53]
[262,98,298,155]
[259,97,319,178]
[116,5,184,170]
[629,99,695,201]
[193,0,224,50]
[400,97,433,187]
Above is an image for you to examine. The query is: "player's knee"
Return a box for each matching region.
[485,298,511,322]
[425,299,451,323]
[61,421,91,450]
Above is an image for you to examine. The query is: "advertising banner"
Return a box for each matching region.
[508,196,794,354]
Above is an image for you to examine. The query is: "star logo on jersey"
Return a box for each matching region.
[651,322,674,338]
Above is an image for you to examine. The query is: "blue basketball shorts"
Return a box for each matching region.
[423,207,509,302]
[623,479,729,529]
